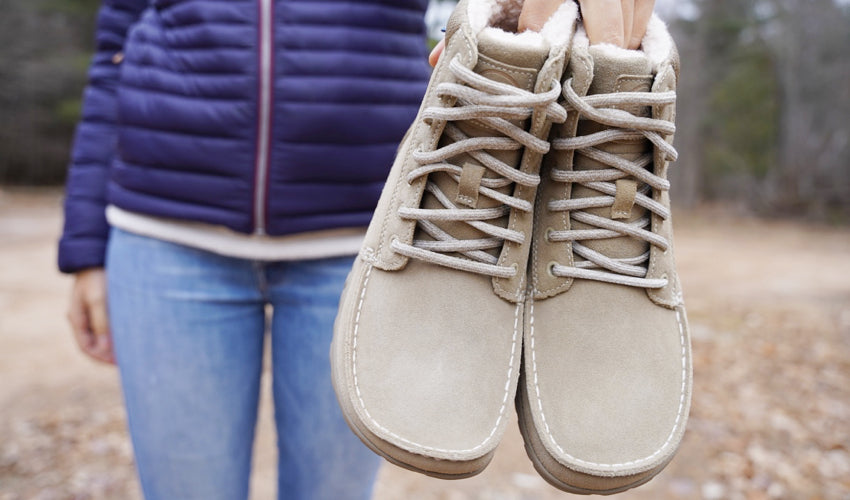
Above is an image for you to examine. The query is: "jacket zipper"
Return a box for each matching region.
[254,0,274,235]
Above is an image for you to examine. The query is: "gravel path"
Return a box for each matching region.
[1,188,848,500]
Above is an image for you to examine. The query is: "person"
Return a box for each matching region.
[61,1,656,498]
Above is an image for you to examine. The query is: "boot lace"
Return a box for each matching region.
[391,57,566,278]
[548,80,677,288]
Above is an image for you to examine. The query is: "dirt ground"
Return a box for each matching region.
[1,187,848,500]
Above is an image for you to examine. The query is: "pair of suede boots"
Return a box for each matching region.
[331,0,692,495]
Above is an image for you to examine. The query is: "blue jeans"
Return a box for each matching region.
[106,228,380,500]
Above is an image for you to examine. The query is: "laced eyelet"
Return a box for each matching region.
[544,228,555,243]
[547,261,558,278]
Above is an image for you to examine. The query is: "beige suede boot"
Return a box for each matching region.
[518,17,692,494]
[331,0,578,479]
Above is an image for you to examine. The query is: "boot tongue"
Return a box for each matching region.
[452,27,549,200]
[474,28,549,91]
[574,46,656,263]
[586,45,653,115]
[419,28,549,260]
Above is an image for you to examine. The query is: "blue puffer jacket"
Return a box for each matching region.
[58,0,431,273]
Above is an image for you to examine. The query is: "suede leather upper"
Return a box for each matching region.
[332,0,578,477]
[519,19,692,493]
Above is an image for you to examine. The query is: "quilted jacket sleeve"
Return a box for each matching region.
[57,0,148,273]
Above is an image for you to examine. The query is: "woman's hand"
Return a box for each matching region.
[429,0,656,67]
[67,268,115,364]
[574,0,655,50]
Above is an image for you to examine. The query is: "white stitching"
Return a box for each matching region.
[528,296,688,468]
[352,263,521,454]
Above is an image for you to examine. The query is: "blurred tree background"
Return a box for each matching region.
[1,0,848,220]
[668,0,850,221]
[0,0,100,185]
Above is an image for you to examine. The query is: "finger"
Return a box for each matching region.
[518,0,565,33]
[67,293,94,351]
[86,290,114,364]
[429,38,445,68]
[88,293,110,339]
[90,332,116,365]
[621,0,635,50]
[579,0,625,47]
[628,0,655,50]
